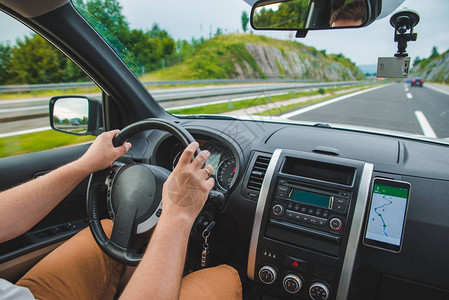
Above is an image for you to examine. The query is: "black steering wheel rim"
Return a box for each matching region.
[87,118,196,265]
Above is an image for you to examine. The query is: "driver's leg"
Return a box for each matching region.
[179,264,242,300]
[16,220,123,300]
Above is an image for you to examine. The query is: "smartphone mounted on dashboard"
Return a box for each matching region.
[363,178,411,253]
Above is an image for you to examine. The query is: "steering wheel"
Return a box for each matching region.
[86,119,197,266]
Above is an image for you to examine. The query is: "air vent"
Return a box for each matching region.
[247,155,271,192]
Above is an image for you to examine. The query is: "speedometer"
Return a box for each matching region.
[216,157,236,191]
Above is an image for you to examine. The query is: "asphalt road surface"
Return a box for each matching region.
[283,83,449,140]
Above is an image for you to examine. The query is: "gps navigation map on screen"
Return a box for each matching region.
[365,183,409,247]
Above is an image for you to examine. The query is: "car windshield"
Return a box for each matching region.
[3,0,449,145]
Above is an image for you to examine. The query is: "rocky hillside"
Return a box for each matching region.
[411,49,449,83]
[147,34,365,81]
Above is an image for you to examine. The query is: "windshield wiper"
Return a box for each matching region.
[179,114,238,120]
[313,123,332,128]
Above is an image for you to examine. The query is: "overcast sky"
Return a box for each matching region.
[53,98,88,120]
[1,0,448,66]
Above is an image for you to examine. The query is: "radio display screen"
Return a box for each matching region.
[290,189,330,208]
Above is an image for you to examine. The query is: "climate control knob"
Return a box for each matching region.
[329,217,343,231]
[283,274,302,294]
[272,204,285,216]
[309,282,330,300]
[258,265,277,284]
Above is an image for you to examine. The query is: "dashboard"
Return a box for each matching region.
[2,118,448,300]
[140,119,449,300]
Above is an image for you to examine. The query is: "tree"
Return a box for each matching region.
[0,43,12,85]
[84,0,129,39]
[8,34,87,84]
[4,0,177,83]
[241,11,249,33]
[430,46,439,59]
[413,56,422,67]
[76,0,131,63]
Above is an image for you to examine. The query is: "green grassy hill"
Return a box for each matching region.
[143,34,364,81]
[411,49,449,83]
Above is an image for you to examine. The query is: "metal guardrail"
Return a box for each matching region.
[0,79,319,93]
[153,81,370,102]
[0,82,97,93]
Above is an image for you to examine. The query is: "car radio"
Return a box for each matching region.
[270,179,351,236]
[247,149,374,300]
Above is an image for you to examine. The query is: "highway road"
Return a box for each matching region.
[0,82,361,136]
[2,82,448,141]
[282,83,449,140]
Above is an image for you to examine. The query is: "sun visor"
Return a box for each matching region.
[0,0,69,18]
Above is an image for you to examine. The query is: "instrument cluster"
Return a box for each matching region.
[155,134,238,192]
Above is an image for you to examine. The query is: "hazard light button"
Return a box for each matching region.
[284,256,308,272]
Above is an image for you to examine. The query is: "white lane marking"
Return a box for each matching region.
[406,92,413,99]
[0,126,51,138]
[0,105,47,113]
[425,84,449,97]
[281,84,388,119]
[414,111,437,138]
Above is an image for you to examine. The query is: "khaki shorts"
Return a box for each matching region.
[17,220,242,300]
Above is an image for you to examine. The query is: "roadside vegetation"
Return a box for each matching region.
[145,33,365,82]
[0,87,101,100]
[0,131,94,158]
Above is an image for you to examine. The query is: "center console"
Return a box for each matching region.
[248,149,373,300]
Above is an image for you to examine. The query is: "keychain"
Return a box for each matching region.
[200,221,215,268]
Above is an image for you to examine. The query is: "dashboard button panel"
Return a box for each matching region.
[259,265,277,284]
[283,274,302,294]
[284,255,308,271]
[309,282,330,300]
[329,218,343,231]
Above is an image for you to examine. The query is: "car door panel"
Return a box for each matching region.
[0,143,93,281]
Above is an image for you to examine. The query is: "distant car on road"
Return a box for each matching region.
[411,77,424,87]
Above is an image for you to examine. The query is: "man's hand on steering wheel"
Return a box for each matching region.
[78,130,132,173]
[162,142,215,225]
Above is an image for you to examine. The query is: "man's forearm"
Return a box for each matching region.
[0,159,92,243]
[120,212,193,300]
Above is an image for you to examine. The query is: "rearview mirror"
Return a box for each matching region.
[49,96,103,136]
[251,0,378,32]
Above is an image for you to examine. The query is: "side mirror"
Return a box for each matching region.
[251,0,380,32]
[49,96,103,136]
